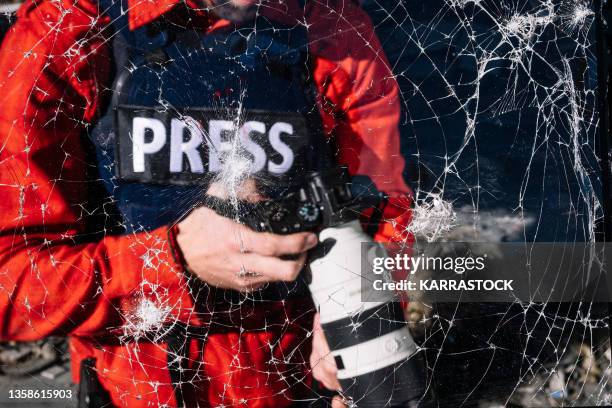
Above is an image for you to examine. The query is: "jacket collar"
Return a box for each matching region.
[126,0,202,30]
[126,0,304,31]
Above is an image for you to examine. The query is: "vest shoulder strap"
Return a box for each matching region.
[98,0,172,51]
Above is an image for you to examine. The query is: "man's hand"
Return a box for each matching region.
[311,313,347,407]
[175,181,318,292]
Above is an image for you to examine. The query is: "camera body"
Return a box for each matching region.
[244,166,367,234]
[240,166,425,407]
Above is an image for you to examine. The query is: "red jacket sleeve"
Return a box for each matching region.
[308,0,412,243]
[0,0,194,340]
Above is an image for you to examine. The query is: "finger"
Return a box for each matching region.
[315,363,341,391]
[313,365,341,392]
[206,179,263,201]
[234,279,267,293]
[310,324,341,391]
[313,312,322,331]
[310,345,340,390]
[236,252,308,282]
[236,228,318,256]
[331,396,347,408]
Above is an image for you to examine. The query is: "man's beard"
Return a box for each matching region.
[205,0,260,23]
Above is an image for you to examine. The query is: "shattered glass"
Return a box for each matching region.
[0,0,610,406]
[364,0,609,406]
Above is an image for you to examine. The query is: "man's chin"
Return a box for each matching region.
[233,0,259,6]
[208,0,260,23]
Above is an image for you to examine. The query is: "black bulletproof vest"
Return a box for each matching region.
[90,1,325,300]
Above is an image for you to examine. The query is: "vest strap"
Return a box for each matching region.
[97,0,173,51]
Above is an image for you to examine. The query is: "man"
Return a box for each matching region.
[0,0,411,406]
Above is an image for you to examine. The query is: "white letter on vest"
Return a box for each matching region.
[268,122,294,174]
[208,120,234,172]
[132,117,166,173]
[169,117,204,173]
[240,121,267,173]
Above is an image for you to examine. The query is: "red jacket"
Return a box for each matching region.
[0,0,411,406]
